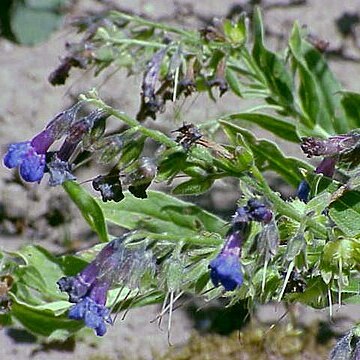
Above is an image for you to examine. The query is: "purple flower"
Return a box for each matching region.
[297,155,337,202]
[296,133,355,201]
[58,237,155,336]
[315,157,337,178]
[209,199,273,291]
[209,227,244,291]
[4,130,55,182]
[233,199,273,224]
[46,109,109,186]
[3,103,81,183]
[301,133,359,158]
[68,283,112,336]
[296,180,311,203]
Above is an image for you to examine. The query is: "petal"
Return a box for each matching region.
[297,180,310,203]
[68,301,87,320]
[209,254,243,291]
[68,298,111,337]
[19,151,45,182]
[3,142,31,168]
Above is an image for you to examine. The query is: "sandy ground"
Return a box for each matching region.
[1,0,360,359]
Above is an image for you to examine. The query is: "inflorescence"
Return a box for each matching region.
[209,199,273,291]
[58,236,155,336]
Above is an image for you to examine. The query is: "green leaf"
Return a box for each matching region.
[225,112,299,142]
[341,91,360,129]
[329,191,360,237]
[220,120,312,186]
[289,22,335,134]
[14,246,66,302]
[302,40,346,133]
[11,300,82,340]
[119,134,146,167]
[172,177,214,195]
[225,67,242,97]
[11,3,63,45]
[285,277,328,309]
[252,7,294,108]
[98,190,226,235]
[63,181,109,242]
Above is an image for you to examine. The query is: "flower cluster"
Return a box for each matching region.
[58,236,155,336]
[297,132,360,202]
[3,103,109,185]
[209,199,273,291]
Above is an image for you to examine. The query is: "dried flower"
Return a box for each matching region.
[93,168,124,202]
[208,58,228,97]
[137,49,167,121]
[124,157,157,199]
[301,133,359,158]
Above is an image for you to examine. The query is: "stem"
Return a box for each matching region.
[108,38,168,49]
[148,233,222,247]
[84,95,327,239]
[250,165,327,238]
[109,11,196,39]
[84,97,177,148]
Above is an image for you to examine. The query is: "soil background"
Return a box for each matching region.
[1,1,360,359]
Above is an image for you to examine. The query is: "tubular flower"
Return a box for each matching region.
[58,236,155,336]
[296,132,360,202]
[209,225,245,291]
[209,200,273,291]
[47,109,109,186]
[3,103,81,183]
[57,239,119,335]
[4,130,55,182]
[301,133,360,158]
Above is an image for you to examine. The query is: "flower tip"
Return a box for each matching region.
[68,297,111,336]
[19,152,46,182]
[209,254,243,291]
[297,180,310,202]
[3,142,31,169]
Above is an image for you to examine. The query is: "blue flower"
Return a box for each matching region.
[209,253,243,291]
[4,141,47,182]
[3,102,82,183]
[68,296,112,336]
[58,236,155,336]
[3,129,55,183]
[209,229,244,291]
[297,180,310,203]
[233,199,273,224]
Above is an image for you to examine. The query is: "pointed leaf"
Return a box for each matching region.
[172,177,214,195]
[98,190,226,235]
[329,191,360,237]
[63,181,108,242]
[225,112,298,142]
[220,120,312,186]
